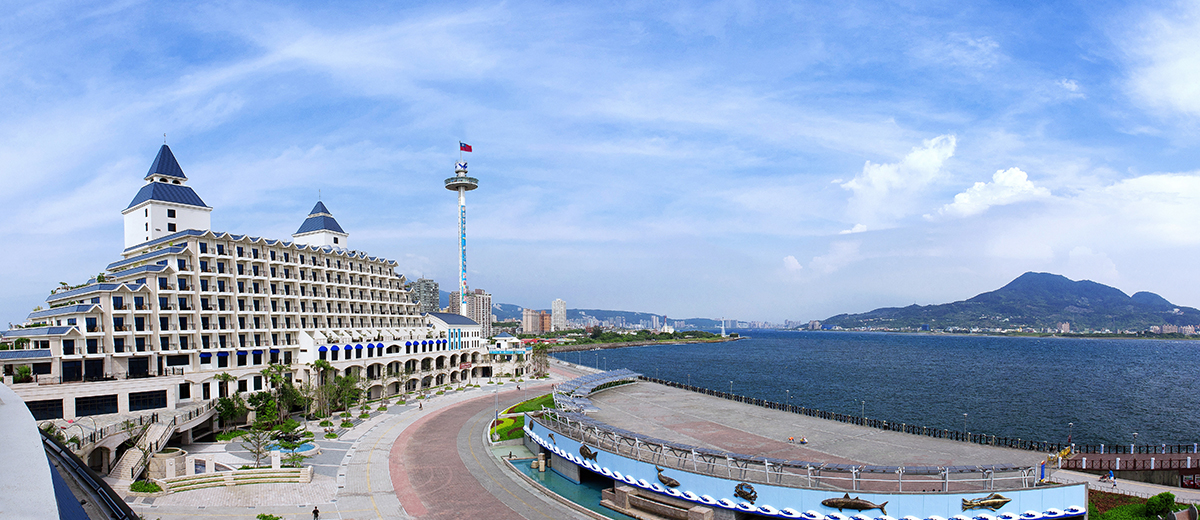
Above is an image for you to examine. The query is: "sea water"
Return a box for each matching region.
[554,330,1200,446]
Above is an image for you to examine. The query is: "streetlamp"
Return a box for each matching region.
[687,373,690,387]
[860,400,866,423]
[1068,422,1074,446]
[1132,432,1138,454]
[603,356,606,371]
[963,413,968,438]
[729,381,733,395]
[492,389,499,442]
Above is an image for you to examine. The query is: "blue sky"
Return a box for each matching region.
[4,1,1200,324]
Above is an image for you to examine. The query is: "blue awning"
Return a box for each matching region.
[270,349,280,354]
[421,340,428,345]
[252,349,262,354]
[405,341,411,346]
[217,352,229,357]
[355,344,363,350]
[318,346,328,352]
[366,343,375,349]
[199,352,212,358]
[236,350,247,355]
[331,345,340,351]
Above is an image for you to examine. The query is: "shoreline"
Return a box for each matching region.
[802,329,1200,341]
[546,335,742,353]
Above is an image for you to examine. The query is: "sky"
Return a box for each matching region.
[3,0,1200,325]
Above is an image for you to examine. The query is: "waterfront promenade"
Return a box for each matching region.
[124,360,1200,519]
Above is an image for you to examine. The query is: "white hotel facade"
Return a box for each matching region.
[1,145,521,421]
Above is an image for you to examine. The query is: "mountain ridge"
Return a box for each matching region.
[822,272,1200,331]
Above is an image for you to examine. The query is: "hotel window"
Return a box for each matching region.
[269,251,276,261]
[167,209,176,218]
[283,252,289,262]
[218,355,228,368]
[236,246,244,257]
[216,244,224,255]
[167,223,177,231]
[63,340,75,355]
[199,242,207,253]
[160,337,169,350]
[238,379,247,392]
[252,248,259,259]
[253,351,263,365]
[254,375,262,390]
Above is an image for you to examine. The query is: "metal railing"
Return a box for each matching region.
[534,412,1040,493]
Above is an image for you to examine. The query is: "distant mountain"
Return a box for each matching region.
[822,272,1200,331]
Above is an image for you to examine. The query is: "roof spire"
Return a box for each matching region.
[144,144,187,181]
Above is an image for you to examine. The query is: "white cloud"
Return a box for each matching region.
[783,255,803,271]
[841,134,956,228]
[935,167,1050,218]
[1057,79,1079,92]
[1123,4,1200,117]
[914,33,1003,70]
[810,241,861,274]
[839,223,867,234]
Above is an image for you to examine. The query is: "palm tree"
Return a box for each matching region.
[260,363,290,424]
[309,360,334,417]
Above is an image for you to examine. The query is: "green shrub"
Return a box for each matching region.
[301,431,314,438]
[358,413,369,419]
[1098,503,1146,520]
[130,480,162,493]
[435,391,444,395]
[1146,492,1175,517]
[274,418,300,432]
[341,420,354,428]
[397,400,406,405]
[257,514,283,520]
[319,420,333,427]
[378,405,387,411]
[340,412,351,418]
[324,432,338,439]
[216,430,248,441]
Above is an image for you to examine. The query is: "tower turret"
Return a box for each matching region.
[292,201,349,248]
[121,144,212,249]
[445,160,478,316]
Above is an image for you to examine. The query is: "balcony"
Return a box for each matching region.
[86,326,103,333]
[135,304,151,311]
[112,304,128,311]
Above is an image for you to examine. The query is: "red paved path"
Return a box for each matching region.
[390,392,522,520]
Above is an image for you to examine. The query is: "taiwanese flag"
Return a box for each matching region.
[459,142,473,152]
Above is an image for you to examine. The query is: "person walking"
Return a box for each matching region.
[312,506,320,519]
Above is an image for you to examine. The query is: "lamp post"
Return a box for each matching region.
[687,373,690,387]
[729,381,733,395]
[1132,432,1138,455]
[1068,422,1074,446]
[963,413,968,438]
[603,356,606,371]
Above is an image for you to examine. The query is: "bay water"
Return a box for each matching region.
[553,330,1200,447]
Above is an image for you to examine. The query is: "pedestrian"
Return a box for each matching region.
[312,506,320,520]
[788,437,794,444]
[419,402,423,411]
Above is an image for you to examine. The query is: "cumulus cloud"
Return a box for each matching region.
[841,134,956,228]
[1123,4,1200,117]
[934,167,1050,218]
[1057,79,1079,92]
[840,223,867,234]
[783,255,803,271]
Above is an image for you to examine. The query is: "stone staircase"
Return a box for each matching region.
[109,421,174,482]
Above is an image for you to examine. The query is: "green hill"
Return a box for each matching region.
[822,272,1200,331]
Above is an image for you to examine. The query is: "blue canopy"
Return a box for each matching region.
[199,352,212,358]
[236,351,247,355]
[355,344,363,350]
[217,352,229,357]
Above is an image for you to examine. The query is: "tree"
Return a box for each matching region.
[261,363,292,424]
[14,365,33,384]
[240,425,274,468]
[531,344,550,378]
[216,394,248,433]
[309,360,334,417]
[247,391,278,428]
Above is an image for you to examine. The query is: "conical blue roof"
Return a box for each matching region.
[295,201,345,235]
[144,144,186,180]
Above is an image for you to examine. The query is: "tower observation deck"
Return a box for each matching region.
[446,161,478,316]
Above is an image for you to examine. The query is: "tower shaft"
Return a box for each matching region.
[458,187,468,316]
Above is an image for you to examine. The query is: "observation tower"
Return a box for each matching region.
[445,158,478,317]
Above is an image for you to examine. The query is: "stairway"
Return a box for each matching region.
[108,422,174,482]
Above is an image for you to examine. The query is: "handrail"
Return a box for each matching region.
[41,429,139,519]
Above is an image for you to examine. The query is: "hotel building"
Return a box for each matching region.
[1,145,506,422]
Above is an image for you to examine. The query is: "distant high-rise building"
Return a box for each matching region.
[522,308,542,334]
[413,278,440,314]
[448,291,461,315]
[467,288,493,338]
[539,311,552,333]
[651,315,660,330]
[551,299,566,331]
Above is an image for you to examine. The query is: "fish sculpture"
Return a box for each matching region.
[547,433,556,444]
[656,467,680,488]
[962,493,1012,511]
[579,444,598,461]
[822,493,888,515]
[734,482,757,504]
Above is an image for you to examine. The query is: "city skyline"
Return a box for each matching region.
[4,2,1200,324]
